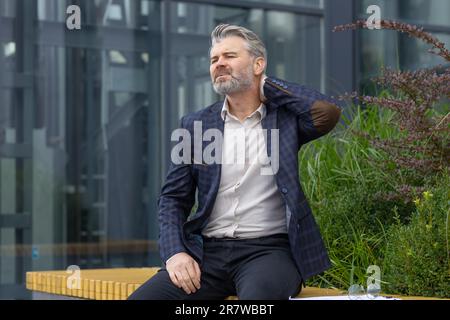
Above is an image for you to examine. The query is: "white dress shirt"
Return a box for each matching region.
[202,99,287,239]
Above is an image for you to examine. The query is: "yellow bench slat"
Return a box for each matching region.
[26,268,447,300]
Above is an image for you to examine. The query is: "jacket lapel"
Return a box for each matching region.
[261,102,278,161]
[204,102,224,210]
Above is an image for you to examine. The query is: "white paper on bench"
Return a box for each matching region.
[289,295,400,300]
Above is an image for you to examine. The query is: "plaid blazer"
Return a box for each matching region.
[158,76,342,281]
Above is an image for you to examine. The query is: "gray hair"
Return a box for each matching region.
[210,24,267,65]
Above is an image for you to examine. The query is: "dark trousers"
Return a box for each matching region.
[128,234,302,300]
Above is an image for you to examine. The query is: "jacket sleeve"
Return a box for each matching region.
[263,76,342,145]
[158,116,196,264]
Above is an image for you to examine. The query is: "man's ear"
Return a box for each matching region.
[253,57,266,76]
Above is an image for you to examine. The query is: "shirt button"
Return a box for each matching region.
[281,187,288,194]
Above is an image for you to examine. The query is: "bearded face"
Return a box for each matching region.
[209,36,257,95]
[212,63,253,95]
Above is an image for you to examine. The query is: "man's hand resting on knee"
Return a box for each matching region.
[166,252,201,294]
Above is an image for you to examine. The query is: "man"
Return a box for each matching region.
[129,24,341,300]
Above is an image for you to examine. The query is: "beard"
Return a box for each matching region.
[212,64,254,95]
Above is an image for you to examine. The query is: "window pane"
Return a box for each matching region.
[358,0,450,93]
[37,0,66,22]
[359,28,450,93]
[247,0,323,8]
[359,0,450,26]
[266,11,323,90]
[37,0,159,30]
[170,3,249,35]
[2,42,16,72]
[1,3,162,296]
[31,43,162,270]
[399,0,450,27]
[0,0,16,17]
[399,32,450,70]
[0,88,16,143]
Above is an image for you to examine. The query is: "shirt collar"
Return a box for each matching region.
[220,98,266,121]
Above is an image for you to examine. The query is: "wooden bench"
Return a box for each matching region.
[25,268,444,300]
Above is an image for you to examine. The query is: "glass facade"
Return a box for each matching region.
[246,0,323,8]
[358,0,450,92]
[0,0,449,299]
[0,0,325,299]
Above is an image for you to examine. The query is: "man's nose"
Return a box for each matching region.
[216,56,227,67]
[214,63,229,77]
